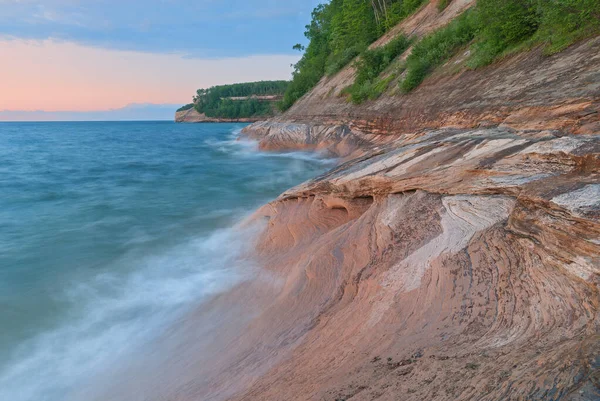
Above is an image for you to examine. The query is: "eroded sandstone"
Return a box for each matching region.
[224,126,599,400]
[193,1,600,399]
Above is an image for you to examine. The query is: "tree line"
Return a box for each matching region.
[280,0,600,110]
[279,0,426,111]
[177,81,289,119]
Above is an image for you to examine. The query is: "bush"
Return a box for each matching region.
[280,0,427,111]
[467,0,539,68]
[535,0,600,54]
[400,11,476,92]
[438,0,451,11]
[326,45,364,76]
[347,35,410,103]
[468,0,600,66]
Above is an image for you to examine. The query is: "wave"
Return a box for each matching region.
[203,129,337,166]
[0,223,262,401]
[0,123,336,401]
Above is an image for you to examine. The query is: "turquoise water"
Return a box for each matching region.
[0,121,333,401]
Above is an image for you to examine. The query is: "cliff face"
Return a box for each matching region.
[242,34,600,156]
[174,107,264,123]
[242,0,599,155]
[230,127,599,401]
[227,1,600,400]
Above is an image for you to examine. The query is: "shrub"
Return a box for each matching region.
[400,11,476,92]
[468,0,600,66]
[347,34,410,103]
[438,0,451,11]
[325,45,364,76]
[467,0,539,68]
[534,0,600,54]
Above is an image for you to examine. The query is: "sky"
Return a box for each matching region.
[0,0,322,119]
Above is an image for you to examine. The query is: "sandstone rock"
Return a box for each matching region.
[174,107,264,123]
[228,5,600,398]
[161,2,600,399]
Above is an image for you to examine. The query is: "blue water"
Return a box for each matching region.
[0,121,334,401]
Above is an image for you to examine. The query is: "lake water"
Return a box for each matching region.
[0,121,333,401]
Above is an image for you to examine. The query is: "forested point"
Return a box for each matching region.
[179,1,600,115]
[181,81,289,119]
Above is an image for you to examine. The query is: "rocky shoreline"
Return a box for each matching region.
[228,124,599,400]
[221,13,600,401]
[174,107,264,123]
[161,1,599,399]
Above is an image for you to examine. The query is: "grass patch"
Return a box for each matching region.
[438,0,451,12]
[400,11,476,92]
[347,35,410,104]
[534,0,600,54]
[400,0,600,92]
[326,45,364,76]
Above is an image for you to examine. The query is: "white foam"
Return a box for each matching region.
[203,128,336,165]
[0,223,262,401]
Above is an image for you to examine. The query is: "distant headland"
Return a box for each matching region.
[175,81,288,123]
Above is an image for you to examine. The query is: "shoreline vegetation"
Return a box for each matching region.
[279,0,428,111]
[177,0,599,119]
[282,0,600,108]
[176,81,288,121]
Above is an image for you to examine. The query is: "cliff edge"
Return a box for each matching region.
[226,1,600,400]
[174,107,262,123]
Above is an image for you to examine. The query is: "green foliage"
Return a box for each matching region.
[326,45,364,76]
[383,0,427,30]
[176,103,194,112]
[280,0,427,111]
[195,81,289,100]
[192,81,288,119]
[438,0,451,11]
[279,3,333,111]
[330,0,379,54]
[400,11,476,92]
[467,0,539,68]
[283,0,600,108]
[468,0,600,67]
[346,72,399,104]
[347,35,410,103]
[534,0,600,54]
[400,0,600,92]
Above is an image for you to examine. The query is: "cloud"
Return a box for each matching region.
[0,39,300,112]
[0,0,323,56]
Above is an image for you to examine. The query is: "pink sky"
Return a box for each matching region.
[0,39,298,112]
